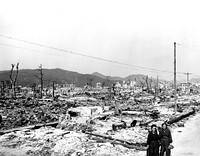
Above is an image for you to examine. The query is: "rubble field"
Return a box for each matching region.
[0,92,200,156]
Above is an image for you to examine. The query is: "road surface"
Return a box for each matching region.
[172,113,200,156]
[137,113,200,156]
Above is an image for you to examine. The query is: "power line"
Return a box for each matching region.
[177,43,200,54]
[0,34,185,74]
[0,42,176,74]
[176,43,200,78]
[177,31,200,43]
[179,43,200,47]
[0,42,64,57]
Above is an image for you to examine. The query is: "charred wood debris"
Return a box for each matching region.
[0,86,199,156]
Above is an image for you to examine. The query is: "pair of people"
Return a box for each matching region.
[147,123,172,156]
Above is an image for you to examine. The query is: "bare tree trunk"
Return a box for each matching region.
[145,75,149,92]
[9,64,15,97]
[37,64,43,98]
[32,83,36,98]
[13,63,19,99]
[9,64,15,89]
[88,78,93,87]
[52,81,55,100]
[1,81,5,96]
[139,81,145,90]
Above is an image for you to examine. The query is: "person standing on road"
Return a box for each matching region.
[159,123,173,156]
[147,124,160,156]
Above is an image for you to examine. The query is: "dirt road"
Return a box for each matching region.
[137,113,200,156]
[172,113,200,156]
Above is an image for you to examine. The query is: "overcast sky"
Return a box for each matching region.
[1,0,200,80]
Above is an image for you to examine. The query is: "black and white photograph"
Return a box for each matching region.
[0,0,200,155]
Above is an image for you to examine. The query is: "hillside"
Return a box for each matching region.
[0,68,171,88]
[125,74,146,82]
[0,68,115,87]
[92,72,161,86]
[92,72,124,81]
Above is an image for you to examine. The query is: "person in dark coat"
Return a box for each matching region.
[159,123,172,156]
[147,124,160,156]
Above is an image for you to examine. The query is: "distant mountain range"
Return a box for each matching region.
[92,72,150,82]
[92,72,161,85]
[92,72,124,81]
[0,68,114,87]
[0,68,170,87]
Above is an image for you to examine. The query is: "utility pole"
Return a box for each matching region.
[174,42,177,113]
[184,72,192,83]
[38,64,43,98]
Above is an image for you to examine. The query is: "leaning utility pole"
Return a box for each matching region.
[38,64,43,98]
[174,42,177,113]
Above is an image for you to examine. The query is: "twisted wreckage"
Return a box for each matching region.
[0,91,199,156]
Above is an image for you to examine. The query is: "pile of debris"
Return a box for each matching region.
[0,99,69,130]
[0,91,199,156]
[0,126,139,156]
